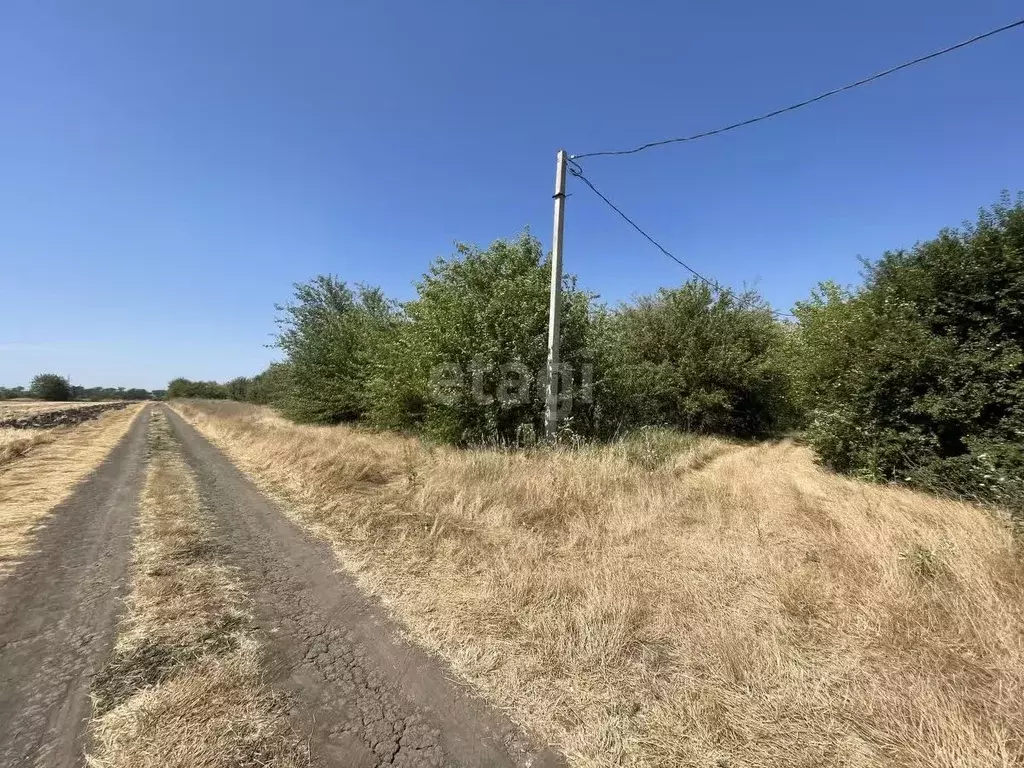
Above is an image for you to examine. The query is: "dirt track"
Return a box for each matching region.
[0,407,150,767]
[0,405,562,768]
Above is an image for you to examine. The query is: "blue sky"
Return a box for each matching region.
[1,1,1022,390]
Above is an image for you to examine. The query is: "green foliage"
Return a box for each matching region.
[167,378,229,400]
[246,363,291,405]
[794,194,1024,510]
[70,385,154,401]
[273,277,396,423]
[2,381,156,401]
[205,189,1024,518]
[30,373,72,401]
[225,376,252,401]
[597,284,796,437]
[214,364,292,406]
[366,233,593,444]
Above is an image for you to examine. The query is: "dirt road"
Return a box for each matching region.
[0,406,562,768]
[0,407,150,767]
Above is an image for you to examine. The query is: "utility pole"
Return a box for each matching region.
[544,149,568,440]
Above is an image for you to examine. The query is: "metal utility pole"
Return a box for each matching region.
[544,149,568,440]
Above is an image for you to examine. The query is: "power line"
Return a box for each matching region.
[572,18,1024,160]
[567,159,795,317]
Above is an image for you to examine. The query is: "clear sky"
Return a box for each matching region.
[1,1,1022,390]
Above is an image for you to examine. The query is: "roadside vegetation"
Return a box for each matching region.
[173,193,1024,514]
[173,399,1024,767]
[0,405,142,578]
[89,410,306,768]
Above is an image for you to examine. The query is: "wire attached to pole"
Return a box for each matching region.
[572,18,1024,160]
[567,159,795,318]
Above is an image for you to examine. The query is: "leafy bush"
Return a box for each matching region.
[30,373,72,401]
[596,284,796,437]
[245,363,292,405]
[273,277,396,424]
[794,194,1024,510]
[367,233,594,444]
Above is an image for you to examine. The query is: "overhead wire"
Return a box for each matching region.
[571,18,1024,160]
[565,18,1023,313]
[567,158,796,318]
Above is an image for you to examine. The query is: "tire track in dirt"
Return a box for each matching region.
[164,406,564,768]
[0,406,151,768]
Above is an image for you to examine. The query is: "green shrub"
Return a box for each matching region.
[597,283,796,438]
[366,233,594,444]
[167,378,228,399]
[273,277,397,424]
[795,194,1024,512]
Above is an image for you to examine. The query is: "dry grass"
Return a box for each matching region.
[0,405,143,578]
[172,400,1024,768]
[0,427,57,465]
[88,409,306,768]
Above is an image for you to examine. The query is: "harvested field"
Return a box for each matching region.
[172,399,1024,768]
[0,401,135,430]
[0,400,115,417]
[0,404,143,577]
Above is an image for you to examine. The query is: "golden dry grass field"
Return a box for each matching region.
[171,399,1024,768]
[0,405,143,578]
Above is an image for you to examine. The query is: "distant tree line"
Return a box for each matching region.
[0,375,161,402]
[167,366,289,405]
[172,193,1024,512]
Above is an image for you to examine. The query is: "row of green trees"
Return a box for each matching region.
[260,236,797,444]
[0,375,160,402]
[176,194,1023,511]
[167,368,288,404]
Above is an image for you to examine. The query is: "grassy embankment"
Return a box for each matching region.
[173,399,1024,768]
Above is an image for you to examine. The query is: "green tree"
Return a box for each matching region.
[598,283,795,437]
[794,193,1024,509]
[167,378,229,399]
[30,373,72,401]
[274,277,397,423]
[246,363,291,405]
[225,376,253,401]
[367,233,594,443]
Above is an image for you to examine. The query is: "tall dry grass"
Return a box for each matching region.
[0,427,56,465]
[173,400,1024,768]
